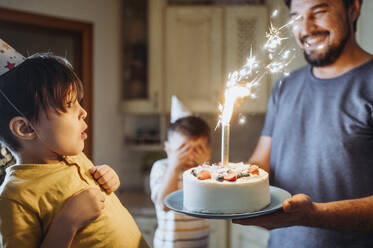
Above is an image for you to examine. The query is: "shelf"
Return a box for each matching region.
[121,100,159,114]
[126,144,164,152]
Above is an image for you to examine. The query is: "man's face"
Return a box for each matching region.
[290,0,353,67]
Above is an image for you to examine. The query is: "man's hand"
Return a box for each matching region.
[232,194,316,230]
[89,165,120,194]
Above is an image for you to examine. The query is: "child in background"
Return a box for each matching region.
[0,40,148,248]
[150,98,211,248]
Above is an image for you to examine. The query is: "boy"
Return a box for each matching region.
[0,40,148,248]
[150,115,211,248]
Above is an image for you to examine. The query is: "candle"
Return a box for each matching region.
[221,124,230,166]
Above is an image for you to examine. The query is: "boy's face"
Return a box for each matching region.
[33,98,88,157]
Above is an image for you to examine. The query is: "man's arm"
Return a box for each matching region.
[233,188,373,233]
[311,195,373,232]
[248,136,271,173]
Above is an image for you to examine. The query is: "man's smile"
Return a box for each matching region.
[301,31,329,50]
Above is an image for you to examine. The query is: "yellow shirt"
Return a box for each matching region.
[0,153,149,248]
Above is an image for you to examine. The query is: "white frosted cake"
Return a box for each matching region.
[183,163,270,214]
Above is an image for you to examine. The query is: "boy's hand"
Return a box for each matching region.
[59,188,105,230]
[165,142,194,170]
[192,144,211,166]
[89,165,120,194]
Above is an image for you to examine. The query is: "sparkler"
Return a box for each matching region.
[218,11,301,166]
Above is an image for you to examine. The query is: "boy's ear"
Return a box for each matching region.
[9,117,36,141]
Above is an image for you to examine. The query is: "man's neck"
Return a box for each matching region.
[312,41,373,79]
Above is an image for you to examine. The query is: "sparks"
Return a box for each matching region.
[239,115,247,125]
[218,12,297,128]
[264,22,288,53]
[272,9,279,18]
[218,12,298,165]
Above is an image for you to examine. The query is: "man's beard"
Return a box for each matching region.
[303,30,350,67]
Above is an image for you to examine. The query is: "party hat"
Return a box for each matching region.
[170,95,192,123]
[0,39,25,76]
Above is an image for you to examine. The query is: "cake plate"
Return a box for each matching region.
[164,186,291,219]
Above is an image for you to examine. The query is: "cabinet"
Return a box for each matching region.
[165,5,269,114]
[134,217,268,248]
[231,223,269,248]
[165,6,224,113]
[209,220,269,248]
[122,1,270,114]
[121,0,164,114]
[122,114,167,150]
[224,6,269,113]
[133,215,158,247]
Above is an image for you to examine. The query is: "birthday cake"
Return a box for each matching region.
[183,163,270,214]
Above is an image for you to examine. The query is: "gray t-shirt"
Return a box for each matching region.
[262,58,373,247]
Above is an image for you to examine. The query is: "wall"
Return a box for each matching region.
[357,0,373,53]
[0,0,124,174]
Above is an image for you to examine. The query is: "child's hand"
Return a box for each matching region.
[165,142,194,170]
[192,143,211,166]
[59,188,105,230]
[89,165,120,194]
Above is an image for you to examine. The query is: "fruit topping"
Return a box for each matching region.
[216,175,224,182]
[240,171,250,178]
[201,162,210,168]
[248,165,259,175]
[191,169,197,177]
[197,169,211,180]
[224,172,238,181]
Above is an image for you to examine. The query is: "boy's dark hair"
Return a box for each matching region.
[0,53,84,152]
[284,0,361,32]
[168,116,210,142]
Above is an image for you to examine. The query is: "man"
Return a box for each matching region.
[233,0,373,247]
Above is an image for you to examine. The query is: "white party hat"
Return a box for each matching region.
[0,39,25,76]
[170,95,192,123]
